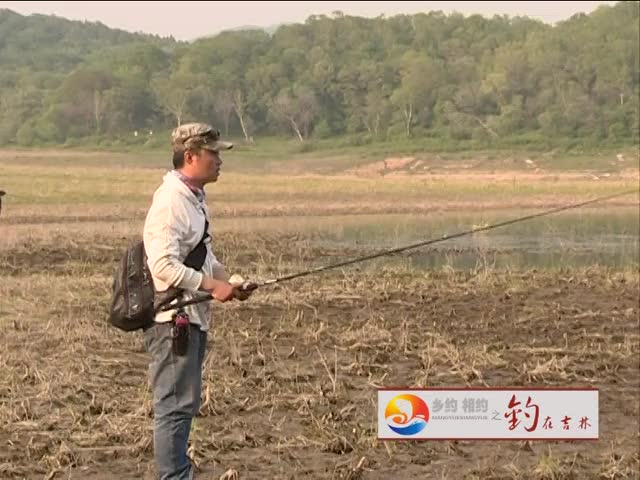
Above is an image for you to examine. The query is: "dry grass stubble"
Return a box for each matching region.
[0,231,638,479]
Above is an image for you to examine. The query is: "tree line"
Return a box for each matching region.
[0,2,638,147]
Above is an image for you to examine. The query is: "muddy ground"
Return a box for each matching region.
[0,230,638,480]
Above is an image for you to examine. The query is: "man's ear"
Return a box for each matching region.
[183,149,194,166]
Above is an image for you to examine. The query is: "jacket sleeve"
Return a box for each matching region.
[143,197,204,292]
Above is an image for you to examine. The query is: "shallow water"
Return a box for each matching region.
[218,207,640,270]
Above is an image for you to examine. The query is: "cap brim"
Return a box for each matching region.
[202,141,233,152]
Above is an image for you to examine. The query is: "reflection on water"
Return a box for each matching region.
[216,207,639,270]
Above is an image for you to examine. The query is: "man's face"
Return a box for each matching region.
[185,148,223,184]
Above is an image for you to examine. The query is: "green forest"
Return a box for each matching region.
[0,1,638,149]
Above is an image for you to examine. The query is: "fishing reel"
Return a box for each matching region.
[229,274,259,293]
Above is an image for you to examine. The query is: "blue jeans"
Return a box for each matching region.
[144,322,207,480]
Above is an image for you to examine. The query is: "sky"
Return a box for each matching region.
[0,1,617,41]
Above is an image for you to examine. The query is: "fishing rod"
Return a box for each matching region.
[163,189,638,312]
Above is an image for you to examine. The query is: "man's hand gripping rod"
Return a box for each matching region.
[160,276,264,312]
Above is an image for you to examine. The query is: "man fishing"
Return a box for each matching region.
[143,122,253,479]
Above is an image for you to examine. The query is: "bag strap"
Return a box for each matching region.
[154,215,210,312]
[183,218,209,270]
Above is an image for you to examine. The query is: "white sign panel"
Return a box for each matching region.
[378,389,598,440]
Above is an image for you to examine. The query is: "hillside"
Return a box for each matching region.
[0,9,176,72]
[0,3,637,151]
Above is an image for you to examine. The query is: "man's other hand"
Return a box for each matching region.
[199,276,235,302]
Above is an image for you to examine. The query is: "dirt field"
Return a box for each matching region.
[0,227,638,479]
[0,151,638,479]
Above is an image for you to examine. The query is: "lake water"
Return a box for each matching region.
[217,207,639,270]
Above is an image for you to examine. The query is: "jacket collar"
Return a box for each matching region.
[162,171,203,206]
[171,169,206,202]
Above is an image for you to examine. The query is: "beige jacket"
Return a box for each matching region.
[143,172,223,331]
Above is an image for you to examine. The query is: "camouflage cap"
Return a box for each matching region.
[171,122,233,152]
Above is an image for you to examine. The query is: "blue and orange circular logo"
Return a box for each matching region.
[385,394,430,435]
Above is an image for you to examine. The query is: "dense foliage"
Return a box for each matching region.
[0,2,638,147]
